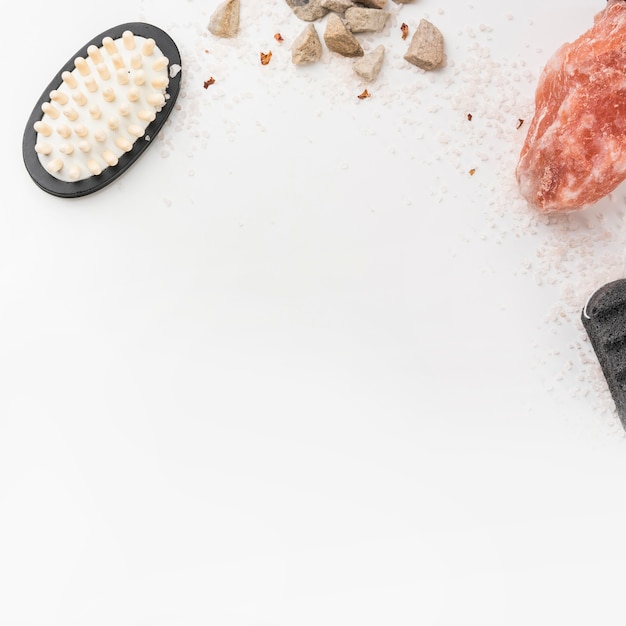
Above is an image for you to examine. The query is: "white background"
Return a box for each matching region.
[3,0,626,624]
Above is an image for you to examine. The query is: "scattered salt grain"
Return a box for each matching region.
[135,1,625,431]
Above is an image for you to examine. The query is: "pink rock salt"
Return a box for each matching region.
[517,0,626,212]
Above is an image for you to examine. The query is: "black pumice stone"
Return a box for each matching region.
[582,278,626,425]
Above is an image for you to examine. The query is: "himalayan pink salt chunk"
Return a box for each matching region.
[517,0,626,212]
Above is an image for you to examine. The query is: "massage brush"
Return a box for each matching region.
[22,22,181,198]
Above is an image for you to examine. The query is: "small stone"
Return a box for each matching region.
[324,12,364,57]
[345,7,389,33]
[285,0,329,22]
[403,18,444,70]
[356,0,386,8]
[320,0,354,14]
[291,24,323,64]
[353,44,385,81]
[517,0,626,211]
[208,0,240,38]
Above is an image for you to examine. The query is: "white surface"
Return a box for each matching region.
[2,1,626,624]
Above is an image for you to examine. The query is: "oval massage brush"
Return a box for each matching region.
[22,22,181,198]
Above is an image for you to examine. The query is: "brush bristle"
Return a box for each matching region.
[34,30,170,182]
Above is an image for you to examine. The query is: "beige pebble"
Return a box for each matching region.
[404,19,444,71]
[208,0,240,38]
[324,13,364,58]
[353,44,385,81]
[292,24,323,65]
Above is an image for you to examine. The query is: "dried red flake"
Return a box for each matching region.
[274,33,284,43]
[517,0,626,211]
[469,168,476,176]
[260,51,272,65]
[467,113,473,121]
[203,77,216,89]
[401,23,409,40]
[357,89,371,100]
